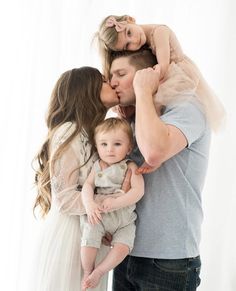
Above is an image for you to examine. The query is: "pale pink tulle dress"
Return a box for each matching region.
[150,25,225,131]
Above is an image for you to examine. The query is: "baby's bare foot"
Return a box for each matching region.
[85,269,104,289]
[81,271,92,291]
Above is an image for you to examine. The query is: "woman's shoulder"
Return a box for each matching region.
[51,122,76,147]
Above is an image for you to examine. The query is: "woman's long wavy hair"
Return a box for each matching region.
[33,67,107,217]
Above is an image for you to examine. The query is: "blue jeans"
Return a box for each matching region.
[113,255,201,291]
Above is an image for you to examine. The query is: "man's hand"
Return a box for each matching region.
[136,161,162,174]
[121,168,132,193]
[133,65,161,97]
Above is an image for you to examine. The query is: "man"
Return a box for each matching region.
[109,48,210,290]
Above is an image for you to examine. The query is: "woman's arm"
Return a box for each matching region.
[50,142,86,215]
[49,124,90,216]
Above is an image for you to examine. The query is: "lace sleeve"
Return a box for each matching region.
[49,123,93,215]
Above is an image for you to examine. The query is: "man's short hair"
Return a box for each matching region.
[111,46,157,71]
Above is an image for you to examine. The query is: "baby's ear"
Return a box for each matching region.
[125,15,136,23]
[128,144,133,155]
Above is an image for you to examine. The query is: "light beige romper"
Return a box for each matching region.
[80,159,137,251]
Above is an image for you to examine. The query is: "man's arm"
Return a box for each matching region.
[133,66,187,167]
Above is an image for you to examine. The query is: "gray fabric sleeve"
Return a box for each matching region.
[160,100,207,146]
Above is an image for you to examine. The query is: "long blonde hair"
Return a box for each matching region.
[33,67,107,217]
[94,15,131,79]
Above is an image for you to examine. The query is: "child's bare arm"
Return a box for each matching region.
[152,25,171,79]
[102,162,144,212]
[82,169,102,224]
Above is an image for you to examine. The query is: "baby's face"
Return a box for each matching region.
[95,128,132,165]
[114,23,146,51]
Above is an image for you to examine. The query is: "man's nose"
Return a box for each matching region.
[110,77,118,88]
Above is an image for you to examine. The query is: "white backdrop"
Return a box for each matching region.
[0,0,235,290]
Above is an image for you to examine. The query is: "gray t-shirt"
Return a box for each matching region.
[130,97,211,259]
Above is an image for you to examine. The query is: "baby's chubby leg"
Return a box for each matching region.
[81,246,98,291]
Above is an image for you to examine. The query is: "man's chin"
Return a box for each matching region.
[118,98,132,107]
[119,102,135,107]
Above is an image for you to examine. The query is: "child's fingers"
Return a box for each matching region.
[101,205,109,213]
[98,206,104,212]
[91,215,98,225]
[95,210,102,221]
[88,215,93,225]
[88,213,99,225]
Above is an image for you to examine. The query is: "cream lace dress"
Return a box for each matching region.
[32,122,109,291]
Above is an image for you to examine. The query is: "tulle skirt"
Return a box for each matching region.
[155,56,226,131]
[30,209,109,291]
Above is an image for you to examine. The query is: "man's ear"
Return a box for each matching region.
[125,15,136,23]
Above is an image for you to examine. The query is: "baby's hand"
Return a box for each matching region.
[86,202,103,225]
[101,197,117,213]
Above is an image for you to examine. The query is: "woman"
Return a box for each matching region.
[32,67,119,291]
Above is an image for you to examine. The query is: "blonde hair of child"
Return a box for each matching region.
[95,15,131,79]
[94,117,133,148]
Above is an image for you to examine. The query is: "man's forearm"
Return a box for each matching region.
[135,93,169,166]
